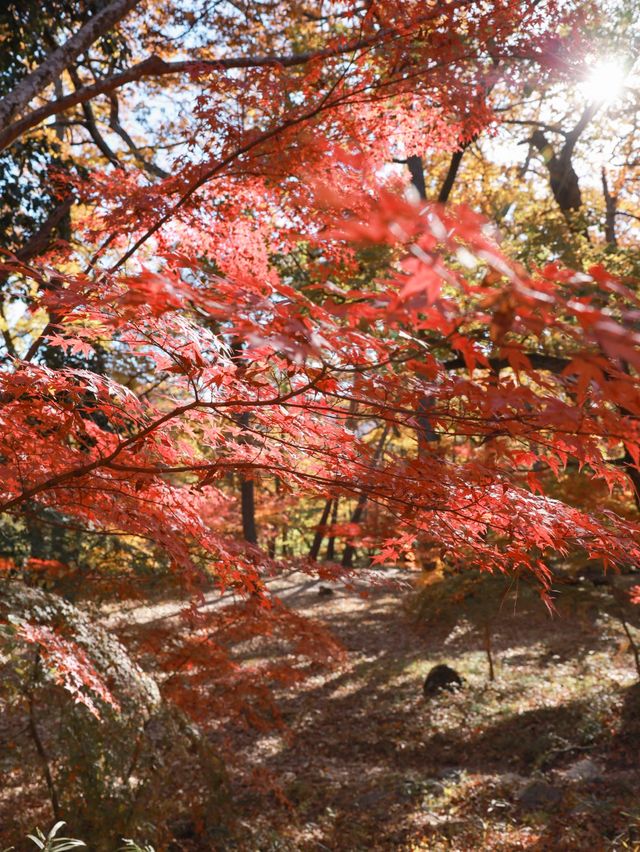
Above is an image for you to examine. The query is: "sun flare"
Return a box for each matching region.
[582,57,627,103]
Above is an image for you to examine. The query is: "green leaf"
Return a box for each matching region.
[26,824,86,852]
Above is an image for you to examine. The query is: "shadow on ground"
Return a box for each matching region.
[190,575,640,850]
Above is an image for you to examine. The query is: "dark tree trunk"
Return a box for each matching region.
[231,338,259,546]
[326,497,339,561]
[530,129,583,212]
[406,154,426,200]
[438,145,471,203]
[528,104,597,221]
[602,168,618,246]
[309,498,333,561]
[238,410,258,545]
[241,477,258,545]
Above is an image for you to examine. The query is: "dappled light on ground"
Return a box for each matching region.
[149,572,640,850]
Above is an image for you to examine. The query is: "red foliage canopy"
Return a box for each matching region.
[1,0,639,711]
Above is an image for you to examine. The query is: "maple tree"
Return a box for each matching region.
[2,0,640,842]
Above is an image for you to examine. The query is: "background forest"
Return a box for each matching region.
[2,0,640,849]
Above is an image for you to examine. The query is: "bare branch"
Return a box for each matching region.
[108,93,168,179]
[0,0,141,131]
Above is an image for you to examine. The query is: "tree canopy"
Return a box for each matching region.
[2,0,640,843]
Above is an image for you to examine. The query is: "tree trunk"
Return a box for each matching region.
[238,411,258,545]
[484,622,495,681]
[241,478,258,545]
[406,154,426,200]
[602,168,618,246]
[326,497,339,561]
[438,144,473,203]
[309,498,333,560]
[530,130,583,213]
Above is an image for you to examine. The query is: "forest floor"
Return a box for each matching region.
[3,568,640,851]
[199,568,640,851]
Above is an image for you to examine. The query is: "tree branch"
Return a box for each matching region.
[0,8,457,153]
[68,66,122,167]
[108,93,168,178]
[14,196,74,261]
[0,0,140,131]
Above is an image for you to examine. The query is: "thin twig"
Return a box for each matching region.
[26,652,61,821]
